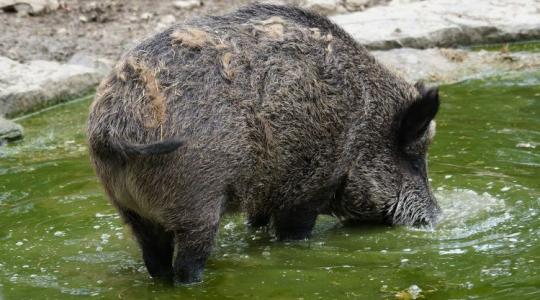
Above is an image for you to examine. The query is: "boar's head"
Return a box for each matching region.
[332,83,441,228]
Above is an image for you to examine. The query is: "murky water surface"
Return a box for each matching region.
[1,71,539,299]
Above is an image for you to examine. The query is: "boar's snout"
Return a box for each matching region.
[386,188,441,228]
[411,199,441,228]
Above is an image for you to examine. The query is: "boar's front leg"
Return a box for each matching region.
[272,175,346,240]
[247,212,271,228]
[120,209,174,282]
[273,205,318,241]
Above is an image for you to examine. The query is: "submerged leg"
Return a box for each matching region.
[120,209,174,282]
[272,176,346,240]
[272,205,318,241]
[247,212,271,228]
[169,196,223,285]
[171,224,218,285]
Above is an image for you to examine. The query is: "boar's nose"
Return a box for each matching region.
[414,202,442,228]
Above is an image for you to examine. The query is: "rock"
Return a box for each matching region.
[155,14,177,32]
[372,48,540,84]
[140,12,152,20]
[389,0,423,4]
[161,14,176,24]
[0,0,59,15]
[331,0,540,50]
[302,0,390,15]
[0,56,101,117]
[78,1,115,23]
[12,3,32,15]
[260,0,289,4]
[277,0,392,15]
[56,27,68,35]
[173,0,201,10]
[0,117,23,142]
[68,52,114,77]
[301,0,339,15]
[342,0,389,12]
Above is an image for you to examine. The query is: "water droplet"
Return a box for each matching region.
[396,285,422,299]
[439,249,467,255]
[100,233,111,244]
[515,142,536,149]
[224,222,236,230]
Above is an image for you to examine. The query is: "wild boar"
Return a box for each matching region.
[87,4,441,285]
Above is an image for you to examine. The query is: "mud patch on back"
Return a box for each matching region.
[309,27,322,39]
[125,57,167,129]
[171,28,210,49]
[250,16,286,40]
[255,113,274,158]
[114,59,129,82]
[220,52,236,81]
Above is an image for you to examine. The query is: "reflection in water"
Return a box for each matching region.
[0,72,539,299]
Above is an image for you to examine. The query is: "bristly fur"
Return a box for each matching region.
[87,4,441,285]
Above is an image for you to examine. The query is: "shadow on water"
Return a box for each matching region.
[0,70,539,299]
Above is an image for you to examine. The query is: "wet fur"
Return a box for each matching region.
[87,4,440,285]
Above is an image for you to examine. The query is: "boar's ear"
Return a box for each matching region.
[399,86,439,144]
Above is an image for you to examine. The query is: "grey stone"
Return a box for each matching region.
[173,0,201,10]
[301,0,387,15]
[68,52,114,77]
[155,14,177,32]
[0,0,59,15]
[0,56,101,117]
[342,0,390,12]
[332,0,540,49]
[0,117,23,141]
[140,12,153,20]
[301,0,340,15]
[372,48,540,84]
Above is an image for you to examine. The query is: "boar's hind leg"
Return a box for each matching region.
[171,208,221,285]
[120,209,174,282]
[273,205,318,241]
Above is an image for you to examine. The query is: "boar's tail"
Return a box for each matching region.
[90,133,184,160]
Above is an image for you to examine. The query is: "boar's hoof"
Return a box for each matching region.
[173,257,207,285]
[273,210,318,241]
[275,229,312,241]
[247,213,271,228]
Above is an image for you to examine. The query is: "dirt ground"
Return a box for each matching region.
[0,0,259,63]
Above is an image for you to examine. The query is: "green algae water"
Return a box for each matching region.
[1,71,539,299]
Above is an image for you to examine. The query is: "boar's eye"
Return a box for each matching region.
[399,86,440,145]
[410,157,423,172]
